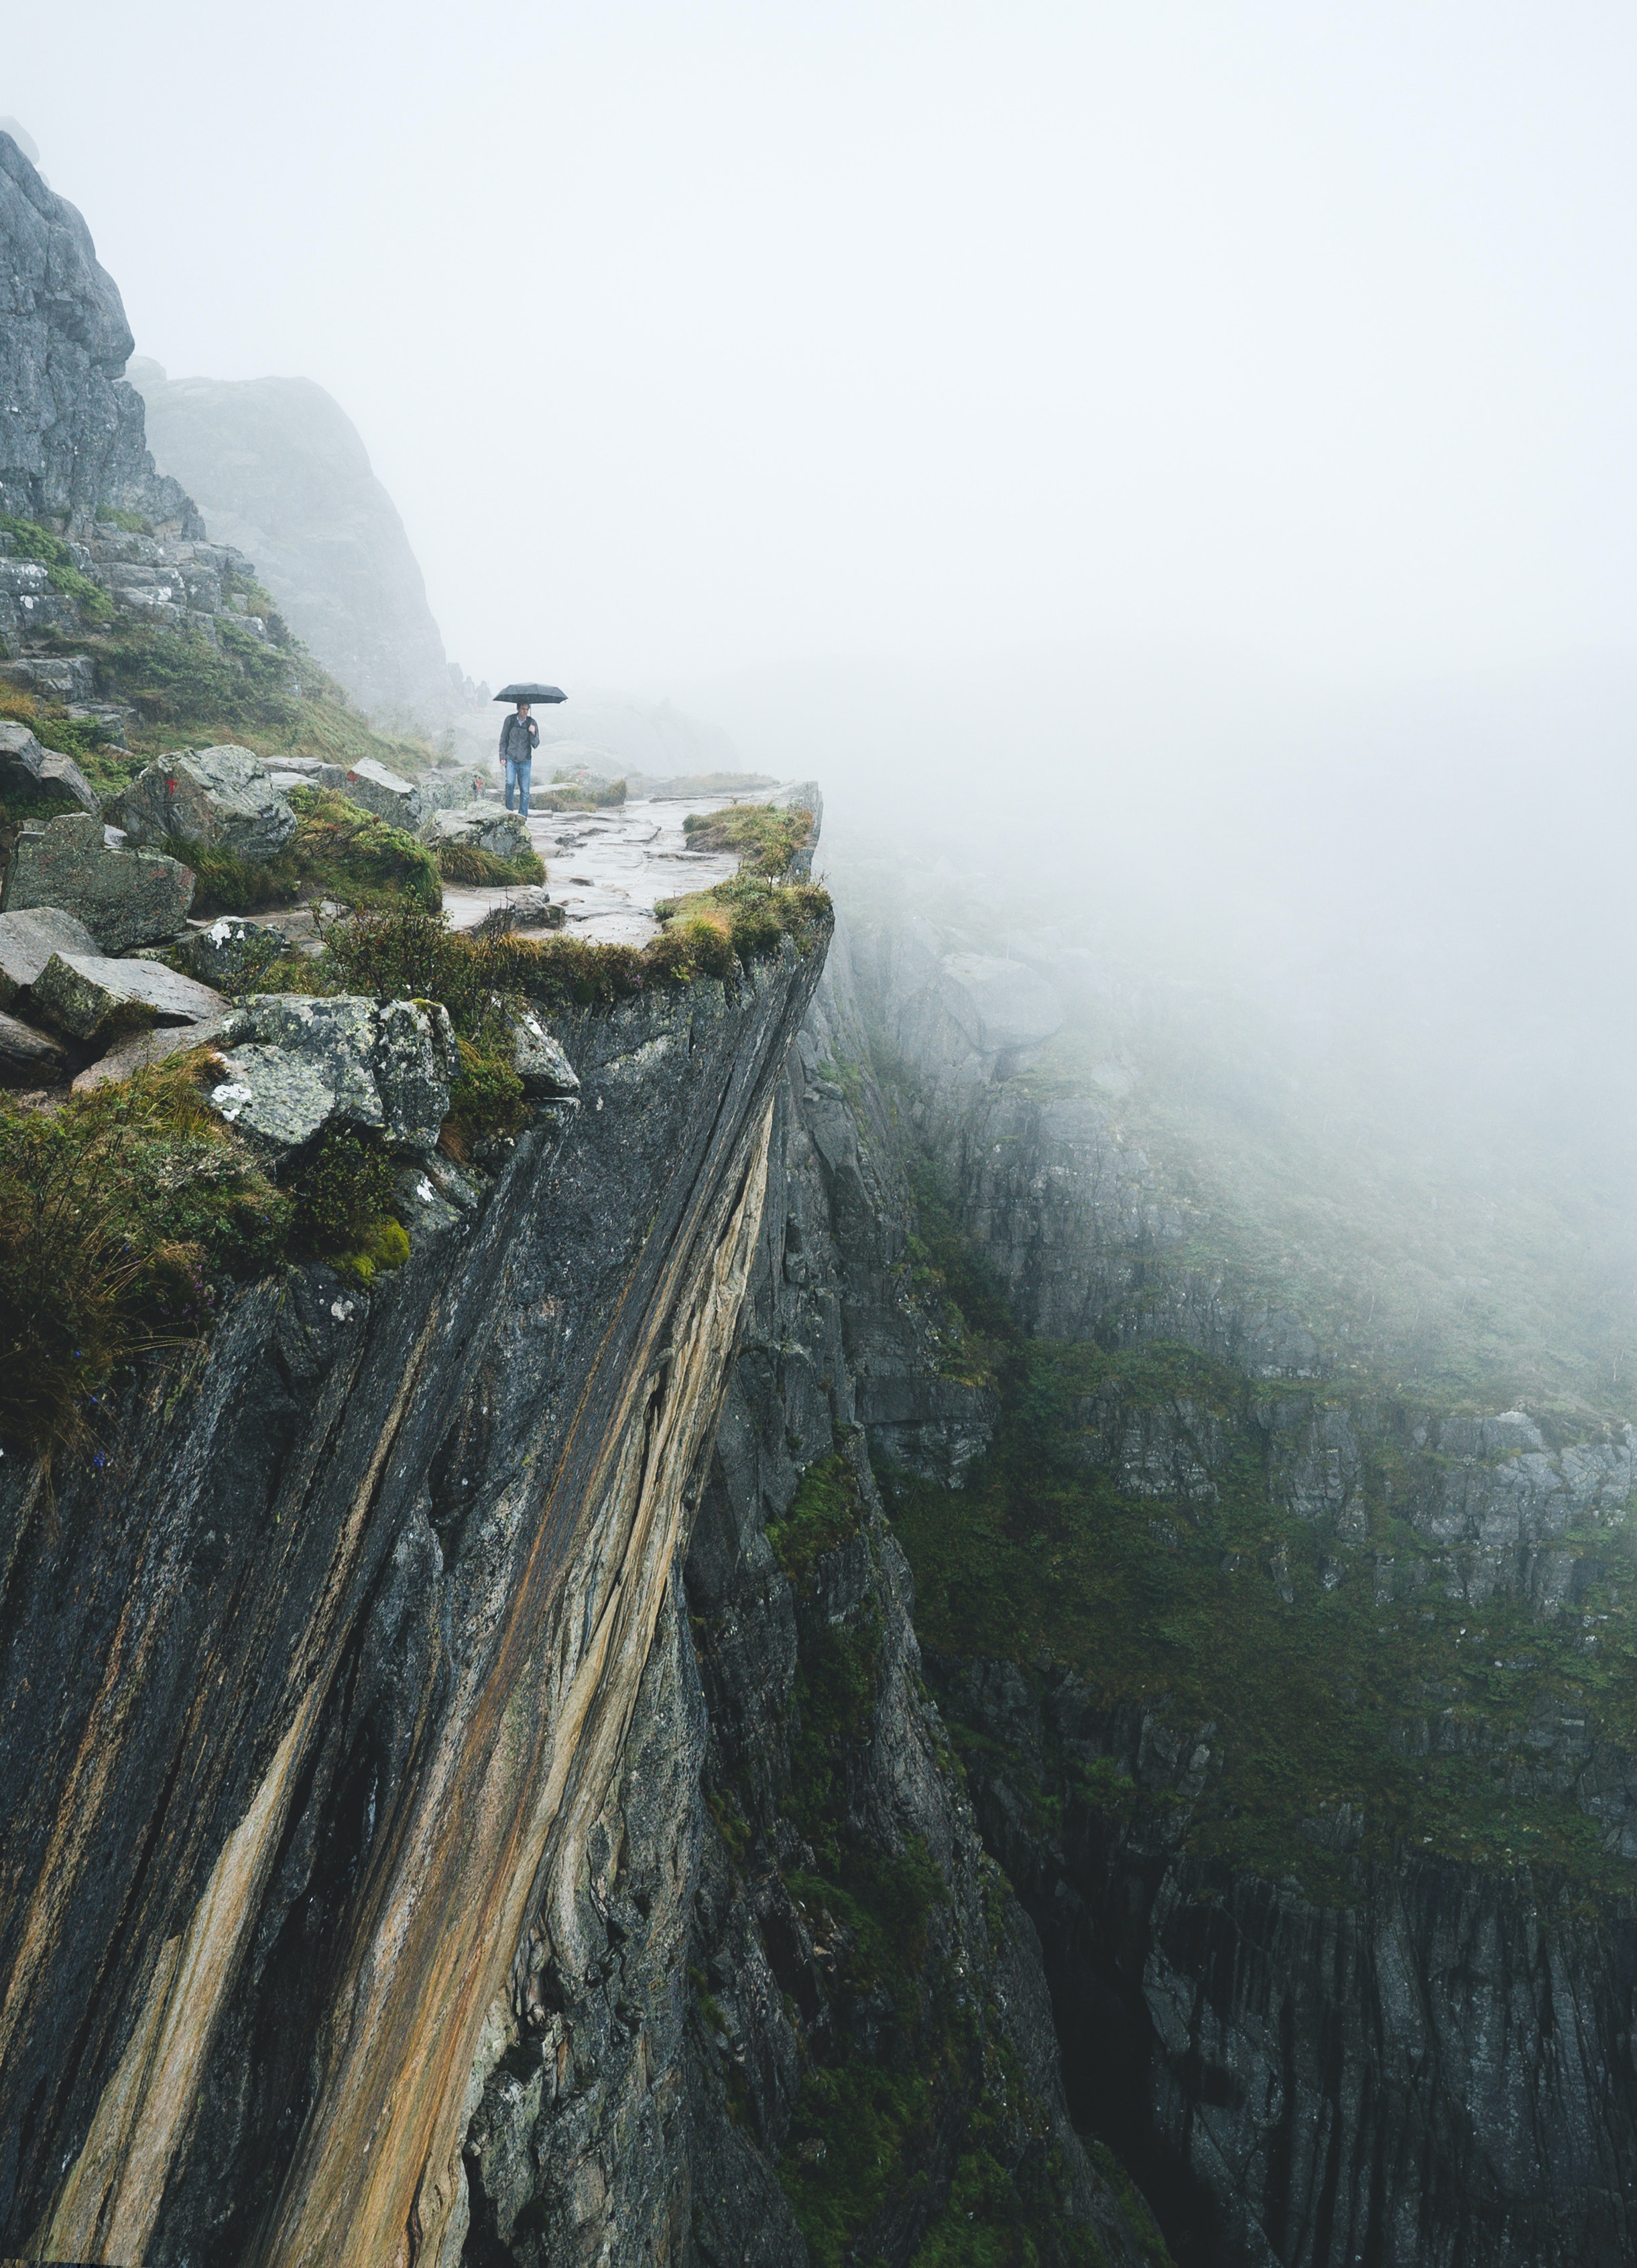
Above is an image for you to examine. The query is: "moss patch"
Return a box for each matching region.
[434,840,547,887]
[0,1050,288,1462]
[682,800,813,876]
[767,1454,868,1586]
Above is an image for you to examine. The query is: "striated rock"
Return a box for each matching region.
[111,744,297,860]
[209,991,457,1157]
[1,810,195,951]
[0,716,99,816]
[0,1005,66,1085]
[29,950,223,1042]
[421,803,531,860]
[338,755,423,830]
[0,903,101,1006]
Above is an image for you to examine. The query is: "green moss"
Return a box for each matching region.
[766,1454,868,1584]
[291,1129,398,1258]
[332,1217,411,1287]
[96,508,151,534]
[0,515,113,621]
[286,788,441,911]
[169,833,302,915]
[434,840,547,887]
[443,1035,528,1151]
[682,800,813,877]
[0,1050,289,1463]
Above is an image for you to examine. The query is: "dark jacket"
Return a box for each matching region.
[499,712,539,766]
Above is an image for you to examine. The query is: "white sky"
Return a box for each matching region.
[8,1,1637,695]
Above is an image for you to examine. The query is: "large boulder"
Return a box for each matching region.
[0,903,101,1006]
[1,811,194,950]
[339,757,422,830]
[208,992,456,1158]
[0,718,99,816]
[422,804,532,861]
[30,950,224,1043]
[167,914,287,991]
[111,743,297,860]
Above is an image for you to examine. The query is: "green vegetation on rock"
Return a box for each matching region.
[0,515,113,621]
[886,1329,1637,1902]
[682,800,813,876]
[434,839,547,888]
[0,1050,288,1462]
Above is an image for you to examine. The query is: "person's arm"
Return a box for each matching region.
[527,717,539,749]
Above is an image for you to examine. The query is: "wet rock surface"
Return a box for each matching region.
[1,810,196,951]
[0,716,99,815]
[209,991,456,1157]
[112,743,298,860]
[29,948,223,1042]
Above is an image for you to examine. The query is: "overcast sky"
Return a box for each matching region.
[9,1,1637,696]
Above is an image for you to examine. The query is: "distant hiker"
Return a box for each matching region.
[499,700,539,816]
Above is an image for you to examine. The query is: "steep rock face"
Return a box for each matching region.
[131,363,481,737]
[0,942,821,2266]
[0,132,198,532]
[451,936,1166,2267]
[933,1661,1637,2268]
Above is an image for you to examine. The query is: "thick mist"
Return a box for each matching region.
[7,1,1634,1404]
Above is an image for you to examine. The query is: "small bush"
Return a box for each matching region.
[435,840,547,887]
[170,832,301,915]
[768,1454,867,1584]
[291,1128,398,1253]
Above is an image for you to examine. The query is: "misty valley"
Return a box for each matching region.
[3,50,1636,2268]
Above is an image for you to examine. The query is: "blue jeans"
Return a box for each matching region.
[504,756,532,816]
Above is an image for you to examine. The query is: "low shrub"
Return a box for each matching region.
[290,1127,397,1250]
[681,800,813,876]
[442,1034,528,1155]
[170,832,302,915]
[0,1050,288,1462]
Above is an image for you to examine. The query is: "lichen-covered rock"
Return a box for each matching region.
[1,811,195,952]
[421,803,530,860]
[209,991,454,1157]
[29,949,223,1042]
[0,903,101,1006]
[168,914,287,990]
[339,756,423,830]
[0,717,99,816]
[111,743,297,860]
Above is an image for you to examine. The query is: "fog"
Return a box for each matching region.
[10,2,1637,1401]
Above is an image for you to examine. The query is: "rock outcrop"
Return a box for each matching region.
[0,132,198,533]
[113,744,298,861]
[1,811,195,951]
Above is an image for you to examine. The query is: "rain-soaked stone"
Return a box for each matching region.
[1,811,195,952]
[0,903,101,1007]
[208,991,454,1158]
[0,716,99,815]
[112,743,298,861]
[30,949,224,1042]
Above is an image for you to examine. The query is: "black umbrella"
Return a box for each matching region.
[494,682,566,704]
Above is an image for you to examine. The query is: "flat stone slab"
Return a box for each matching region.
[113,743,297,860]
[0,716,99,816]
[0,1005,68,1086]
[2,811,195,952]
[31,951,225,1042]
[72,1015,229,1092]
[210,992,456,1157]
[0,904,101,1006]
[339,757,422,831]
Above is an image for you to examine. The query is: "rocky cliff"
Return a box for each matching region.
[129,363,487,742]
[0,134,197,537]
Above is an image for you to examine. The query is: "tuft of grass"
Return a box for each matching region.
[541,775,626,810]
[285,788,441,911]
[0,1050,288,1463]
[682,801,813,877]
[441,1033,528,1155]
[170,834,302,915]
[434,840,546,887]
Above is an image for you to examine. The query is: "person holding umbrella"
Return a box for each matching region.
[493,682,566,818]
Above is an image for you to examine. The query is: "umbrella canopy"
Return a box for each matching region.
[494,682,566,704]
